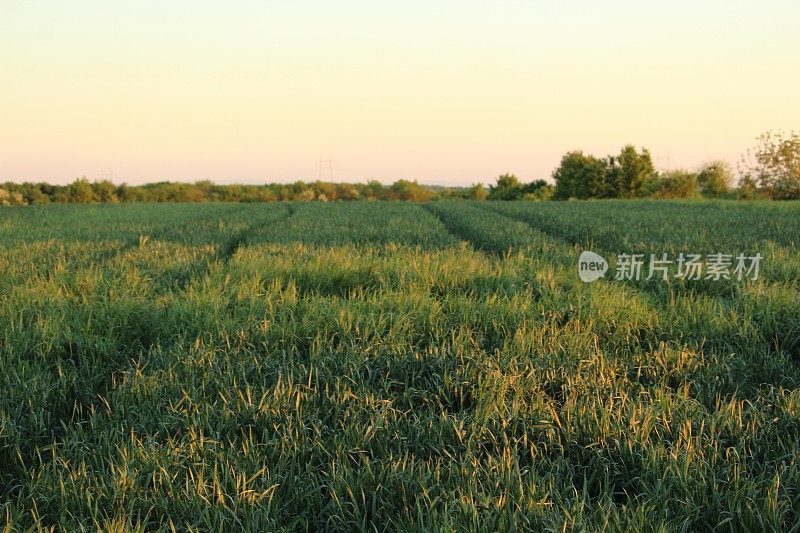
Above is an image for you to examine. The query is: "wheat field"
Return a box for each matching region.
[1,200,799,531]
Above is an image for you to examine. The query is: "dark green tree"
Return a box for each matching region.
[487,173,524,200]
[522,179,554,200]
[605,145,655,198]
[553,152,608,199]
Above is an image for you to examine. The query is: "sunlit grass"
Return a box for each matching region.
[0,200,799,530]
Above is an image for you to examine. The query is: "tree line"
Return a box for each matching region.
[491,130,798,201]
[1,131,796,205]
[550,146,739,200]
[0,179,447,205]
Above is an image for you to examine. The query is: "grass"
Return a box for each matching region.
[0,200,799,531]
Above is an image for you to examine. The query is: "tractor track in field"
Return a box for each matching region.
[472,201,800,365]
[217,203,295,262]
[420,203,468,248]
[423,201,800,403]
[1,205,301,503]
[421,203,519,256]
[217,226,250,261]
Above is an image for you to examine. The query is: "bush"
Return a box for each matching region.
[652,170,698,199]
[69,178,99,203]
[737,175,760,200]
[386,180,433,202]
[522,179,554,200]
[466,183,488,200]
[697,160,733,197]
[0,188,26,206]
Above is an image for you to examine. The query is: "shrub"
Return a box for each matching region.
[737,174,759,200]
[653,170,698,199]
[466,183,488,200]
[698,160,733,197]
[522,179,554,200]
[0,188,26,206]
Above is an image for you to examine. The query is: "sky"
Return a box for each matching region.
[1,1,799,186]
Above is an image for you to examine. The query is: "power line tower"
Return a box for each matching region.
[655,153,672,172]
[318,157,334,181]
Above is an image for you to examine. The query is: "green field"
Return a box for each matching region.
[1,200,800,531]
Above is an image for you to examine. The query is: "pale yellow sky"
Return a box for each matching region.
[1,1,799,185]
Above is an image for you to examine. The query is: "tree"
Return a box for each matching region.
[273,185,292,201]
[605,145,655,198]
[335,183,360,201]
[741,130,800,200]
[92,179,119,203]
[640,173,664,198]
[487,173,524,200]
[737,174,759,200]
[288,181,314,201]
[19,183,50,204]
[387,180,433,202]
[69,178,98,203]
[697,160,733,197]
[553,152,608,199]
[362,180,384,200]
[522,179,554,200]
[466,183,488,200]
[652,170,698,199]
[116,183,145,202]
[252,188,277,202]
